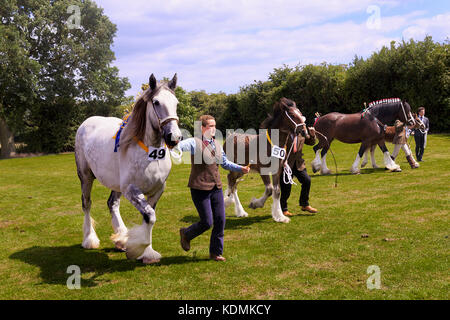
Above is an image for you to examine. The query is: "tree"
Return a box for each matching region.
[0,0,130,156]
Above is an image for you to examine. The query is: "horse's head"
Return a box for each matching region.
[399,101,415,127]
[277,98,306,135]
[411,113,426,131]
[146,73,183,148]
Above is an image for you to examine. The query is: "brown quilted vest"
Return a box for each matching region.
[188,137,223,190]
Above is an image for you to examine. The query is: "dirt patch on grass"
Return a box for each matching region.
[0,220,15,228]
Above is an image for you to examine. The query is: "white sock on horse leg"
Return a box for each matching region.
[383,152,401,171]
[312,150,322,172]
[82,214,100,249]
[351,154,361,173]
[392,144,402,159]
[224,188,235,207]
[402,144,411,157]
[321,154,331,174]
[232,189,248,217]
[361,149,369,168]
[110,209,128,250]
[271,191,289,223]
[370,147,379,168]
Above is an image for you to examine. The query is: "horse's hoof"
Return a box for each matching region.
[82,234,100,249]
[114,243,126,252]
[236,211,249,218]
[275,216,290,223]
[321,170,332,175]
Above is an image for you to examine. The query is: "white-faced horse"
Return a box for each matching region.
[75,73,182,264]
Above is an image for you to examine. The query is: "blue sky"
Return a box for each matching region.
[94,0,450,97]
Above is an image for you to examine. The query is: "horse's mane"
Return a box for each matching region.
[260,98,295,129]
[120,82,173,150]
[368,98,401,108]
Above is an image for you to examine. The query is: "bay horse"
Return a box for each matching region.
[361,113,425,169]
[223,98,307,223]
[311,98,416,175]
[75,74,182,264]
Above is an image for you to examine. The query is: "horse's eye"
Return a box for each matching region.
[153,100,160,106]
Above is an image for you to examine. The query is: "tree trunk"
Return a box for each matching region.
[0,117,16,159]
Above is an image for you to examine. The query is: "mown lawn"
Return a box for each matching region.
[0,135,448,300]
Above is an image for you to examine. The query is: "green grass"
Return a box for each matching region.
[0,135,449,300]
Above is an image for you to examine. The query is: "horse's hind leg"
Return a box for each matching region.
[361,148,370,168]
[370,145,379,168]
[311,143,323,173]
[249,174,273,209]
[76,153,100,249]
[362,145,378,168]
[224,173,236,208]
[108,191,128,251]
[378,142,401,172]
[226,171,248,218]
[270,174,290,223]
[351,144,368,174]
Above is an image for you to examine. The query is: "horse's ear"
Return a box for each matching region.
[149,74,157,91]
[168,73,177,90]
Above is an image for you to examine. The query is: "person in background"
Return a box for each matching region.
[281,124,318,217]
[177,115,250,262]
[413,107,429,162]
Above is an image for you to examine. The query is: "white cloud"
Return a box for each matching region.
[402,12,450,40]
[93,0,449,95]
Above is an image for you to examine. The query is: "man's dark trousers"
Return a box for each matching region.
[185,186,225,256]
[280,166,311,212]
[414,132,425,161]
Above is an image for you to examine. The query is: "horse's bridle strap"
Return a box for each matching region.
[159,116,179,127]
[266,130,286,149]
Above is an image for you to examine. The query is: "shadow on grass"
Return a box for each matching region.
[180,214,272,230]
[9,245,209,287]
[310,167,388,179]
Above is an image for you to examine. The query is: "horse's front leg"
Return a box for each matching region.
[351,144,368,174]
[271,173,290,223]
[370,145,379,168]
[249,174,273,209]
[123,184,161,264]
[361,148,370,168]
[311,144,322,173]
[378,143,401,172]
[108,191,128,251]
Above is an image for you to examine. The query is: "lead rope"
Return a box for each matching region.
[283,138,297,185]
[169,145,183,164]
[314,130,339,188]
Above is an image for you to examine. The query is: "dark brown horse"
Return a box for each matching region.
[223,98,307,223]
[311,98,416,174]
